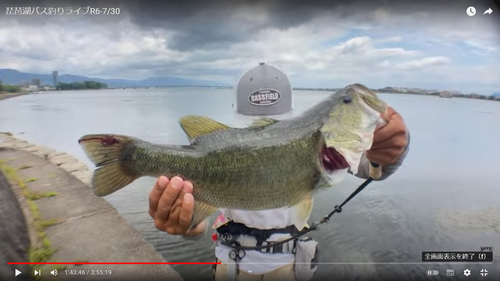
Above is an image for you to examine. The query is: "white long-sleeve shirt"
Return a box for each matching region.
[187,132,411,274]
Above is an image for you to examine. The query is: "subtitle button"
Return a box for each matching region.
[446,269,455,276]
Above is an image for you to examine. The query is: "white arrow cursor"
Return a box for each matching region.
[484,8,493,15]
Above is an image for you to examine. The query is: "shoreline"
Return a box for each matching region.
[0,132,183,281]
[1,88,498,103]
[0,92,29,101]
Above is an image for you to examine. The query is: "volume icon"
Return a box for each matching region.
[51,269,58,276]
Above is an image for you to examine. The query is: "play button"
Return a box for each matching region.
[15,269,21,276]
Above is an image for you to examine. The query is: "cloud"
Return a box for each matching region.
[395,57,451,70]
[0,0,498,94]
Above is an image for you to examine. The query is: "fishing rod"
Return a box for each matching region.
[219,162,382,251]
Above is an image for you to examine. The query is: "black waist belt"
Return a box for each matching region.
[216,221,299,242]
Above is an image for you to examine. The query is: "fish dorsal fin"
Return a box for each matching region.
[179,115,230,141]
[248,117,280,130]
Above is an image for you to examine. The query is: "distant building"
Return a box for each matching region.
[31,79,41,86]
[439,91,453,98]
[41,85,55,91]
[22,85,39,92]
[52,71,58,86]
[234,62,292,116]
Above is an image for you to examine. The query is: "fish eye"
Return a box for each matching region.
[342,95,352,104]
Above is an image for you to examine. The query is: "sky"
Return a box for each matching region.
[0,0,499,94]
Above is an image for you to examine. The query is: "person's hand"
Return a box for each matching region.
[149,176,206,236]
[367,106,408,165]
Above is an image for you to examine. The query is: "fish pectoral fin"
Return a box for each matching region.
[248,117,280,130]
[179,115,231,142]
[188,201,218,233]
[314,173,334,192]
[291,198,313,232]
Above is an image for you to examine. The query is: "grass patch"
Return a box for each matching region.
[18,165,32,170]
[44,191,59,197]
[0,132,13,136]
[28,191,59,200]
[39,219,59,228]
[25,177,37,182]
[0,160,60,277]
[48,174,55,178]
[29,246,55,263]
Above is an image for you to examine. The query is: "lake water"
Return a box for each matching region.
[1,88,499,281]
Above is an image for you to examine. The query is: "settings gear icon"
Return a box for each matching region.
[464,269,471,276]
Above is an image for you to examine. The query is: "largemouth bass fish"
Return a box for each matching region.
[79,84,387,230]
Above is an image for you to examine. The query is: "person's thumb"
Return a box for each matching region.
[381,106,395,123]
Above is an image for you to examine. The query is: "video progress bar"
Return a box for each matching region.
[8,262,494,265]
[8,262,221,265]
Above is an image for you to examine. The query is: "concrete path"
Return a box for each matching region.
[0,133,183,281]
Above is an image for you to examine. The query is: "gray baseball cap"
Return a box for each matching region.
[234,62,293,116]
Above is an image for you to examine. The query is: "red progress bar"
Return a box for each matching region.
[8,262,221,265]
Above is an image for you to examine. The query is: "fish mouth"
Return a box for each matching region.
[320,144,350,172]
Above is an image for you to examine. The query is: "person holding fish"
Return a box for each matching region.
[146,90,410,280]
[79,83,410,281]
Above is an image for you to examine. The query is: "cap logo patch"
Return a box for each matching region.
[248,88,281,106]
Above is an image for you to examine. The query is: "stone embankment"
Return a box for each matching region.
[0,133,183,281]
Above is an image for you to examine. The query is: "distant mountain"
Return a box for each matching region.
[492,92,500,98]
[0,69,226,88]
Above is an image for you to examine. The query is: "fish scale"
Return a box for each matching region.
[130,133,321,210]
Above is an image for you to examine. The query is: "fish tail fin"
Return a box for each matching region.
[78,134,142,196]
